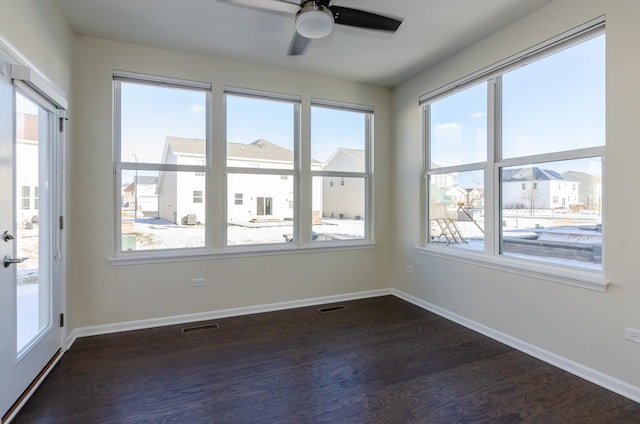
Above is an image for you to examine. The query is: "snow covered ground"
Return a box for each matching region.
[126,217,365,249]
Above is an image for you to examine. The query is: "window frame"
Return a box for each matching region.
[112,72,212,256]
[223,88,301,248]
[419,20,609,292]
[310,99,374,243]
[111,76,377,263]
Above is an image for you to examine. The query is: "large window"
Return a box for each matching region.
[424,26,605,272]
[113,76,375,258]
[225,90,298,246]
[113,74,210,252]
[311,102,372,242]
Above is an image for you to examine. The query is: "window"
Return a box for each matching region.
[114,73,210,252]
[113,74,375,259]
[311,102,372,241]
[21,186,30,210]
[424,26,605,272]
[225,90,298,246]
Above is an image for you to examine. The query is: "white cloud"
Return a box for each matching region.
[471,112,486,120]
[434,122,462,131]
[189,105,205,114]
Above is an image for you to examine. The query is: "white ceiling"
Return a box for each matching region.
[54,0,555,87]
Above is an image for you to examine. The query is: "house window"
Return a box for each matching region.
[21,186,30,210]
[225,90,298,246]
[234,193,243,205]
[423,26,605,271]
[34,186,39,210]
[113,73,210,252]
[310,102,372,242]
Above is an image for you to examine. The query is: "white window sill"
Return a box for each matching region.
[415,245,610,293]
[110,240,377,265]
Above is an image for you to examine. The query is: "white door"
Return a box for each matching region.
[0,57,63,421]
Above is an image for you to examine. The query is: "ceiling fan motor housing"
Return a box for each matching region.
[295,1,334,39]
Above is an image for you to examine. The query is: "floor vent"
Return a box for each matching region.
[317,305,347,314]
[181,323,220,334]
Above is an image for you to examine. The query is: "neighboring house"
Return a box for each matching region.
[16,112,39,227]
[157,137,322,224]
[123,176,159,217]
[502,166,580,210]
[562,170,602,210]
[445,185,468,206]
[466,187,484,208]
[322,148,365,219]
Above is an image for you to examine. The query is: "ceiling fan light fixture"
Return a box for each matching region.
[295,4,334,39]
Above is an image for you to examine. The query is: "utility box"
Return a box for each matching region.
[183,214,197,225]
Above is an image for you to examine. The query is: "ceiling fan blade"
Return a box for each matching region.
[328,6,403,32]
[218,0,299,16]
[288,32,311,56]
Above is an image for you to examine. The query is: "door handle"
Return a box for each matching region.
[3,255,27,268]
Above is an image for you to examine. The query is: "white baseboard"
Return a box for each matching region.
[66,288,392,349]
[391,288,640,405]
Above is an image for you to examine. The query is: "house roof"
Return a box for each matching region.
[502,167,564,182]
[325,147,365,166]
[227,139,294,163]
[166,136,321,164]
[342,148,365,163]
[166,136,205,156]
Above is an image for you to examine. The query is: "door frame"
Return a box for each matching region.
[0,37,68,423]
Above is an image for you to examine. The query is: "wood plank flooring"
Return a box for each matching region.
[11,296,640,423]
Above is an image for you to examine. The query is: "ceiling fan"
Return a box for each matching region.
[218,0,403,55]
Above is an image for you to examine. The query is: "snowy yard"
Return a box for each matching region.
[124,217,365,250]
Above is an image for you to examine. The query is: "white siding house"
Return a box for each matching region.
[123,176,158,217]
[502,166,580,210]
[16,113,39,228]
[157,137,323,224]
[157,137,207,224]
[322,148,365,219]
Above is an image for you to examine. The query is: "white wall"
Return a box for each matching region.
[70,35,392,329]
[0,0,73,95]
[392,0,640,391]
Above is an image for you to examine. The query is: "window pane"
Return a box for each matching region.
[120,82,206,164]
[227,173,293,246]
[311,106,366,172]
[226,95,295,169]
[429,170,484,251]
[502,35,605,158]
[429,82,487,168]
[312,176,365,241]
[121,170,205,250]
[500,157,602,269]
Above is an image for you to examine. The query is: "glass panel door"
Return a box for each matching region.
[15,91,51,354]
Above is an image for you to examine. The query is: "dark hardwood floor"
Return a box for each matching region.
[11,296,640,423]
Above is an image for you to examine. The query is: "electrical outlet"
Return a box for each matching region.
[405,265,414,273]
[624,328,640,344]
[192,278,205,287]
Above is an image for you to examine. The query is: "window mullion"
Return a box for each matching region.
[487,76,501,256]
